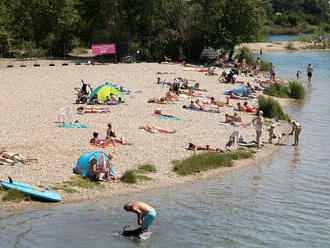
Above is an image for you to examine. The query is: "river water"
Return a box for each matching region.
[266,34,312,42]
[1,51,330,248]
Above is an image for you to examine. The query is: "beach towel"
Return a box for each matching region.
[58,124,88,128]
[153,114,180,120]
[78,110,110,114]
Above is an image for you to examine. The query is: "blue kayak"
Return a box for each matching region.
[0,181,62,202]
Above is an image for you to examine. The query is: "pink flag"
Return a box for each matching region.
[92,44,116,55]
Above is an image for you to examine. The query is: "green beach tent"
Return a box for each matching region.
[89,83,125,102]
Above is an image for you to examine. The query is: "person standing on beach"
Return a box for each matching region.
[269,62,276,81]
[255,57,261,75]
[252,111,264,148]
[124,201,156,233]
[306,64,313,84]
[288,119,302,146]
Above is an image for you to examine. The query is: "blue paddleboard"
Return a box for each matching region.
[0,181,62,202]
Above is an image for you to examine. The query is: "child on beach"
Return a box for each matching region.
[268,125,276,144]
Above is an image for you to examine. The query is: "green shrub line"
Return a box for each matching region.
[172,149,254,176]
[120,164,157,184]
[258,96,288,120]
[264,81,305,99]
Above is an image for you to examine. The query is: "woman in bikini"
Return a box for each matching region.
[0,149,38,164]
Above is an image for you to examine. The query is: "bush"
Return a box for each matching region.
[259,59,270,71]
[264,82,290,98]
[121,164,156,184]
[235,46,254,65]
[289,81,305,99]
[120,170,137,184]
[258,96,287,120]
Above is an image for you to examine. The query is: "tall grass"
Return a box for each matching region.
[264,82,290,98]
[289,80,305,99]
[258,96,287,120]
[172,149,254,176]
[264,81,305,100]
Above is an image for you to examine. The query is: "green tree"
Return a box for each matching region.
[207,0,266,57]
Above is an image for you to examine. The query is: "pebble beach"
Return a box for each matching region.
[0,60,289,211]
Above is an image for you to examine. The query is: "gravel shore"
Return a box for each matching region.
[0,60,290,211]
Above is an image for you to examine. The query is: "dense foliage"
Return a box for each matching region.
[0,0,329,60]
[0,0,266,60]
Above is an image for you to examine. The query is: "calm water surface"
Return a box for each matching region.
[266,34,312,42]
[1,51,330,248]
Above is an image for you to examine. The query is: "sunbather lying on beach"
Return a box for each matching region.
[0,149,38,164]
[148,97,168,104]
[139,125,176,134]
[187,143,230,152]
[186,100,221,112]
[77,106,110,113]
[225,113,242,124]
[166,88,180,101]
[227,92,250,100]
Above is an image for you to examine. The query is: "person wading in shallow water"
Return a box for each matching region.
[306,64,313,85]
[124,201,156,233]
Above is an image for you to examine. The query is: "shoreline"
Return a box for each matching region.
[238,41,330,53]
[0,60,292,212]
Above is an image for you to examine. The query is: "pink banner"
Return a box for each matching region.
[91,44,116,55]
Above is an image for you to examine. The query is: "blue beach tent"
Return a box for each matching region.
[74,152,114,178]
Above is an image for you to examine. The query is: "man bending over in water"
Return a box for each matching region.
[124,201,156,233]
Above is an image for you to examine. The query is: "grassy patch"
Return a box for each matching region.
[120,170,137,184]
[135,164,157,174]
[50,185,78,194]
[258,96,288,120]
[135,175,153,181]
[289,81,305,99]
[120,164,157,184]
[173,152,233,176]
[64,175,104,189]
[264,82,290,98]
[2,189,31,202]
[230,149,254,160]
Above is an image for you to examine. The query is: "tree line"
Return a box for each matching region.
[0,0,329,61]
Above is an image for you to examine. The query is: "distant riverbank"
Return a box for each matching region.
[238,41,330,54]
